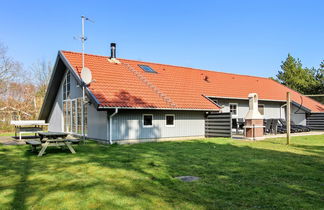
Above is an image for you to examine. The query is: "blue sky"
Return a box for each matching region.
[0,0,323,77]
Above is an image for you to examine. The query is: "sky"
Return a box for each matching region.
[0,0,323,78]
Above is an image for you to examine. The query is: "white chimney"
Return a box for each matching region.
[245,93,263,120]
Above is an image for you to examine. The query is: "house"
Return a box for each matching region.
[39,44,324,143]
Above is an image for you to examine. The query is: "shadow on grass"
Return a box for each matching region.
[0,139,323,209]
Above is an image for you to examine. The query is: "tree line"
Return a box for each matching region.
[0,42,52,130]
[274,54,324,103]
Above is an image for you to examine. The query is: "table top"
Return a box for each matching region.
[38,132,68,137]
[11,120,48,126]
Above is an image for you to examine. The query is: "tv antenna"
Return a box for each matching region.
[74,16,94,143]
[75,16,94,69]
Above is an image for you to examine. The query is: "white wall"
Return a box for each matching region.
[291,105,306,126]
[87,104,108,140]
[111,110,205,141]
[48,82,64,132]
[216,99,284,119]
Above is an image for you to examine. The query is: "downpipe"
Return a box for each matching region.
[107,108,118,144]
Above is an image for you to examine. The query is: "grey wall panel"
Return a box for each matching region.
[111,110,205,141]
[215,98,306,125]
[48,82,63,132]
[87,104,108,140]
[291,106,306,126]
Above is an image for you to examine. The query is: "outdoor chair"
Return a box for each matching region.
[232,118,239,134]
[271,119,279,134]
[290,121,311,132]
[237,118,245,129]
[264,119,272,134]
[278,119,300,133]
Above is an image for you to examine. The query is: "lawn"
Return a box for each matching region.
[0,136,323,209]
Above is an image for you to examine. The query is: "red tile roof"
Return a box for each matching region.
[61,51,324,112]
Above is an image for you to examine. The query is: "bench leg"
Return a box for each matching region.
[65,142,76,154]
[38,142,49,157]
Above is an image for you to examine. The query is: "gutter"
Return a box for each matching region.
[107,108,118,144]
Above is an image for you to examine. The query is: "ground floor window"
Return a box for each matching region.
[63,98,87,135]
[229,103,238,117]
[165,114,175,127]
[143,114,153,127]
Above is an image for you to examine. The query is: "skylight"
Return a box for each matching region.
[138,65,157,73]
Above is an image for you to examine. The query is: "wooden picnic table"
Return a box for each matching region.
[38,132,68,141]
[36,132,75,157]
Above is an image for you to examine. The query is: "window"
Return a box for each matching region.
[63,97,87,135]
[138,65,157,73]
[165,114,175,127]
[63,100,71,132]
[258,104,265,115]
[63,71,70,100]
[143,114,153,127]
[62,71,87,135]
[229,103,238,116]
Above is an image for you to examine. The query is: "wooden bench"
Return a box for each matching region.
[25,140,42,152]
[67,139,81,144]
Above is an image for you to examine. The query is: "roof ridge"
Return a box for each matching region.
[121,62,177,107]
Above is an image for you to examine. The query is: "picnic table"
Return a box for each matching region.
[34,132,76,157]
[11,120,48,140]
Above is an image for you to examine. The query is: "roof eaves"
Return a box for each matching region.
[207,96,286,103]
[291,101,311,113]
[97,106,219,111]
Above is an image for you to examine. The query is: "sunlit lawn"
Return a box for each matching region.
[0,135,323,209]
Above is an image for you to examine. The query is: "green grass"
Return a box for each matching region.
[0,132,15,137]
[0,132,31,137]
[0,136,323,209]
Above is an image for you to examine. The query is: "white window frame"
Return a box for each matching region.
[165,114,175,127]
[142,114,153,128]
[258,104,265,116]
[229,103,238,117]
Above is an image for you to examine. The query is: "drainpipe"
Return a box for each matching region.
[107,108,118,144]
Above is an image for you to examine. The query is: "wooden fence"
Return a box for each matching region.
[205,112,232,138]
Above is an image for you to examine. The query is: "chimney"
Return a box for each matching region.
[110,43,116,59]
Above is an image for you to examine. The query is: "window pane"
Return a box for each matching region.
[143,115,152,126]
[138,65,157,73]
[63,101,66,131]
[77,98,82,134]
[63,80,67,100]
[66,101,71,132]
[83,103,88,135]
[230,104,237,115]
[166,115,174,126]
[66,71,70,99]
